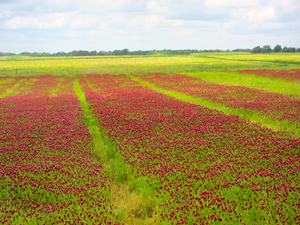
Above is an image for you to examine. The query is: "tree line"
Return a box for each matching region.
[0,46,299,57]
[251,45,300,53]
[0,49,223,57]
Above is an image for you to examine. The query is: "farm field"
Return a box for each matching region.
[1,52,300,77]
[133,72,300,136]
[0,53,300,224]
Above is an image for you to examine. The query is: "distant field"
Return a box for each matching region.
[1,53,299,225]
[0,53,299,76]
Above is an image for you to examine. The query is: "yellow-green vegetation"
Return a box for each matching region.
[0,79,23,98]
[0,53,299,77]
[192,52,300,65]
[184,71,300,97]
[74,78,159,224]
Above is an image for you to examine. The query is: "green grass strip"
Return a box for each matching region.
[130,75,300,138]
[184,71,300,97]
[74,77,108,158]
[0,79,23,98]
[73,77,160,224]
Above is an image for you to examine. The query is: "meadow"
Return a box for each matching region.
[1,52,299,76]
[0,53,300,224]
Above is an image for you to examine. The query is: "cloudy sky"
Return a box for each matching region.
[0,0,299,53]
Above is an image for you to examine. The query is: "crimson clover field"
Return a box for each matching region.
[0,53,300,224]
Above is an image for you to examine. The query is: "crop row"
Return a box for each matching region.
[236,69,300,82]
[0,76,121,224]
[135,72,300,129]
[79,74,300,224]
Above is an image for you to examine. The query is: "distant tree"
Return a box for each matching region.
[251,46,262,53]
[112,49,129,55]
[32,52,42,57]
[123,49,129,55]
[41,52,52,57]
[273,45,282,52]
[69,50,89,56]
[98,51,107,56]
[55,52,68,56]
[69,50,78,56]
[89,50,98,56]
[262,45,272,53]
[232,48,251,52]
[112,50,121,55]
[282,46,288,52]
[19,52,32,56]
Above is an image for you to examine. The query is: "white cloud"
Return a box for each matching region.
[223,20,237,29]
[171,20,184,27]
[0,10,12,18]
[279,0,300,13]
[205,0,259,7]
[69,15,101,29]
[173,28,196,37]
[147,0,168,13]
[244,7,275,22]
[3,13,67,29]
[130,15,164,29]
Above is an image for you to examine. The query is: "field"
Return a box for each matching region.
[0,53,300,224]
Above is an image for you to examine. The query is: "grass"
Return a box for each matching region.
[0,79,23,98]
[192,52,300,65]
[129,75,300,138]
[183,71,300,97]
[0,53,299,77]
[73,77,159,224]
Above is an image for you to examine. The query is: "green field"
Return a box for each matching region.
[1,52,299,76]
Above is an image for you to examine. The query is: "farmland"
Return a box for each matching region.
[0,53,300,224]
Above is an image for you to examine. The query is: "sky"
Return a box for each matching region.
[0,0,299,53]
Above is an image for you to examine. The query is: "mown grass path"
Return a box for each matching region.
[74,76,159,224]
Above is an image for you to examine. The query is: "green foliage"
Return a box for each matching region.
[274,45,282,53]
[251,46,262,54]
[110,160,132,184]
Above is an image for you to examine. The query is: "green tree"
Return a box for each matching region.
[19,52,32,56]
[89,50,98,56]
[251,46,262,53]
[273,45,282,52]
[262,45,272,53]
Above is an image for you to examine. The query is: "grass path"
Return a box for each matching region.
[73,77,159,224]
[130,75,300,138]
